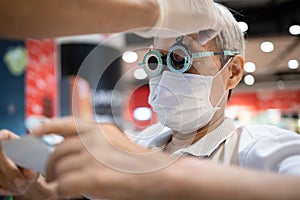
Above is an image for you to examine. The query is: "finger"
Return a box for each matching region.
[20,168,39,184]
[31,117,97,139]
[31,117,78,137]
[46,138,83,182]
[0,130,32,194]
[0,129,20,142]
[0,155,28,194]
[53,154,84,182]
[0,187,13,196]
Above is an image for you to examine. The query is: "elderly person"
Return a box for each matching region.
[136,3,300,175]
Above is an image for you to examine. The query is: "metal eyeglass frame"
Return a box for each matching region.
[138,36,240,78]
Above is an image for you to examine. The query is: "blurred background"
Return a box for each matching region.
[0,0,299,140]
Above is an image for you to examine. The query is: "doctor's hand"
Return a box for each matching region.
[32,117,173,199]
[136,0,225,44]
[0,130,37,196]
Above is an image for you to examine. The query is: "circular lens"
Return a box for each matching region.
[147,56,159,71]
[167,44,192,74]
[170,49,186,70]
[142,50,163,78]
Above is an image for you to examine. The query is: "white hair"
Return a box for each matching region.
[202,3,246,66]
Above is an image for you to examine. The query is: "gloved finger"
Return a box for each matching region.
[198,29,219,45]
[134,0,225,40]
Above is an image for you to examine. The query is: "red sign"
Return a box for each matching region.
[127,85,158,130]
[227,88,300,113]
[25,39,58,118]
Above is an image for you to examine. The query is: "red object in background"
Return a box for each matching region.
[128,86,300,130]
[25,39,58,118]
[127,85,157,130]
[227,88,300,114]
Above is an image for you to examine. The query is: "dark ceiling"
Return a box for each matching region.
[216,0,300,36]
[127,0,300,43]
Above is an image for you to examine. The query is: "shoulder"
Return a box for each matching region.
[237,125,300,175]
[238,124,296,149]
[241,124,291,138]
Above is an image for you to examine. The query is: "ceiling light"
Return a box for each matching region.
[244,75,255,86]
[289,25,300,35]
[133,107,152,121]
[238,21,248,32]
[260,41,274,53]
[244,62,256,73]
[122,51,138,63]
[288,59,299,69]
[133,68,148,80]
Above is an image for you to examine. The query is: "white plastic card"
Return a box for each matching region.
[2,135,55,173]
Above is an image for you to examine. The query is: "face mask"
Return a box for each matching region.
[148,60,230,134]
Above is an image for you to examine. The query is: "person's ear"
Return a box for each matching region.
[226,55,244,89]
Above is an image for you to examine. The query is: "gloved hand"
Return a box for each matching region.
[135,0,225,44]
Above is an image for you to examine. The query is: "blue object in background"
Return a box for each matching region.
[0,38,26,200]
[0,39,26,136]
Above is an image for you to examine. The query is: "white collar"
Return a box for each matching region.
[175,118,236,157]
[135,123,173,148]
[137,118,236,157]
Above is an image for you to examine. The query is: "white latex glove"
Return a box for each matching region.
[135,0,225,44]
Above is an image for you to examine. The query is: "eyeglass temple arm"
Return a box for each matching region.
[138,51,241,65]
[192,51,240,58]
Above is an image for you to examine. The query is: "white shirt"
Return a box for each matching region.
[135,118,300,176]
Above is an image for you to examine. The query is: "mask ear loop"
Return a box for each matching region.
[212,57,234,110]
[213,56,233,78]
[166,36,193,74]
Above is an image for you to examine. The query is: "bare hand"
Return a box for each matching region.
[32,117,173,199]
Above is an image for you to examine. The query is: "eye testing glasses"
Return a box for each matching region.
[138,36,240,78]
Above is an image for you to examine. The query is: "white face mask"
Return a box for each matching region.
[148,60,230,134]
